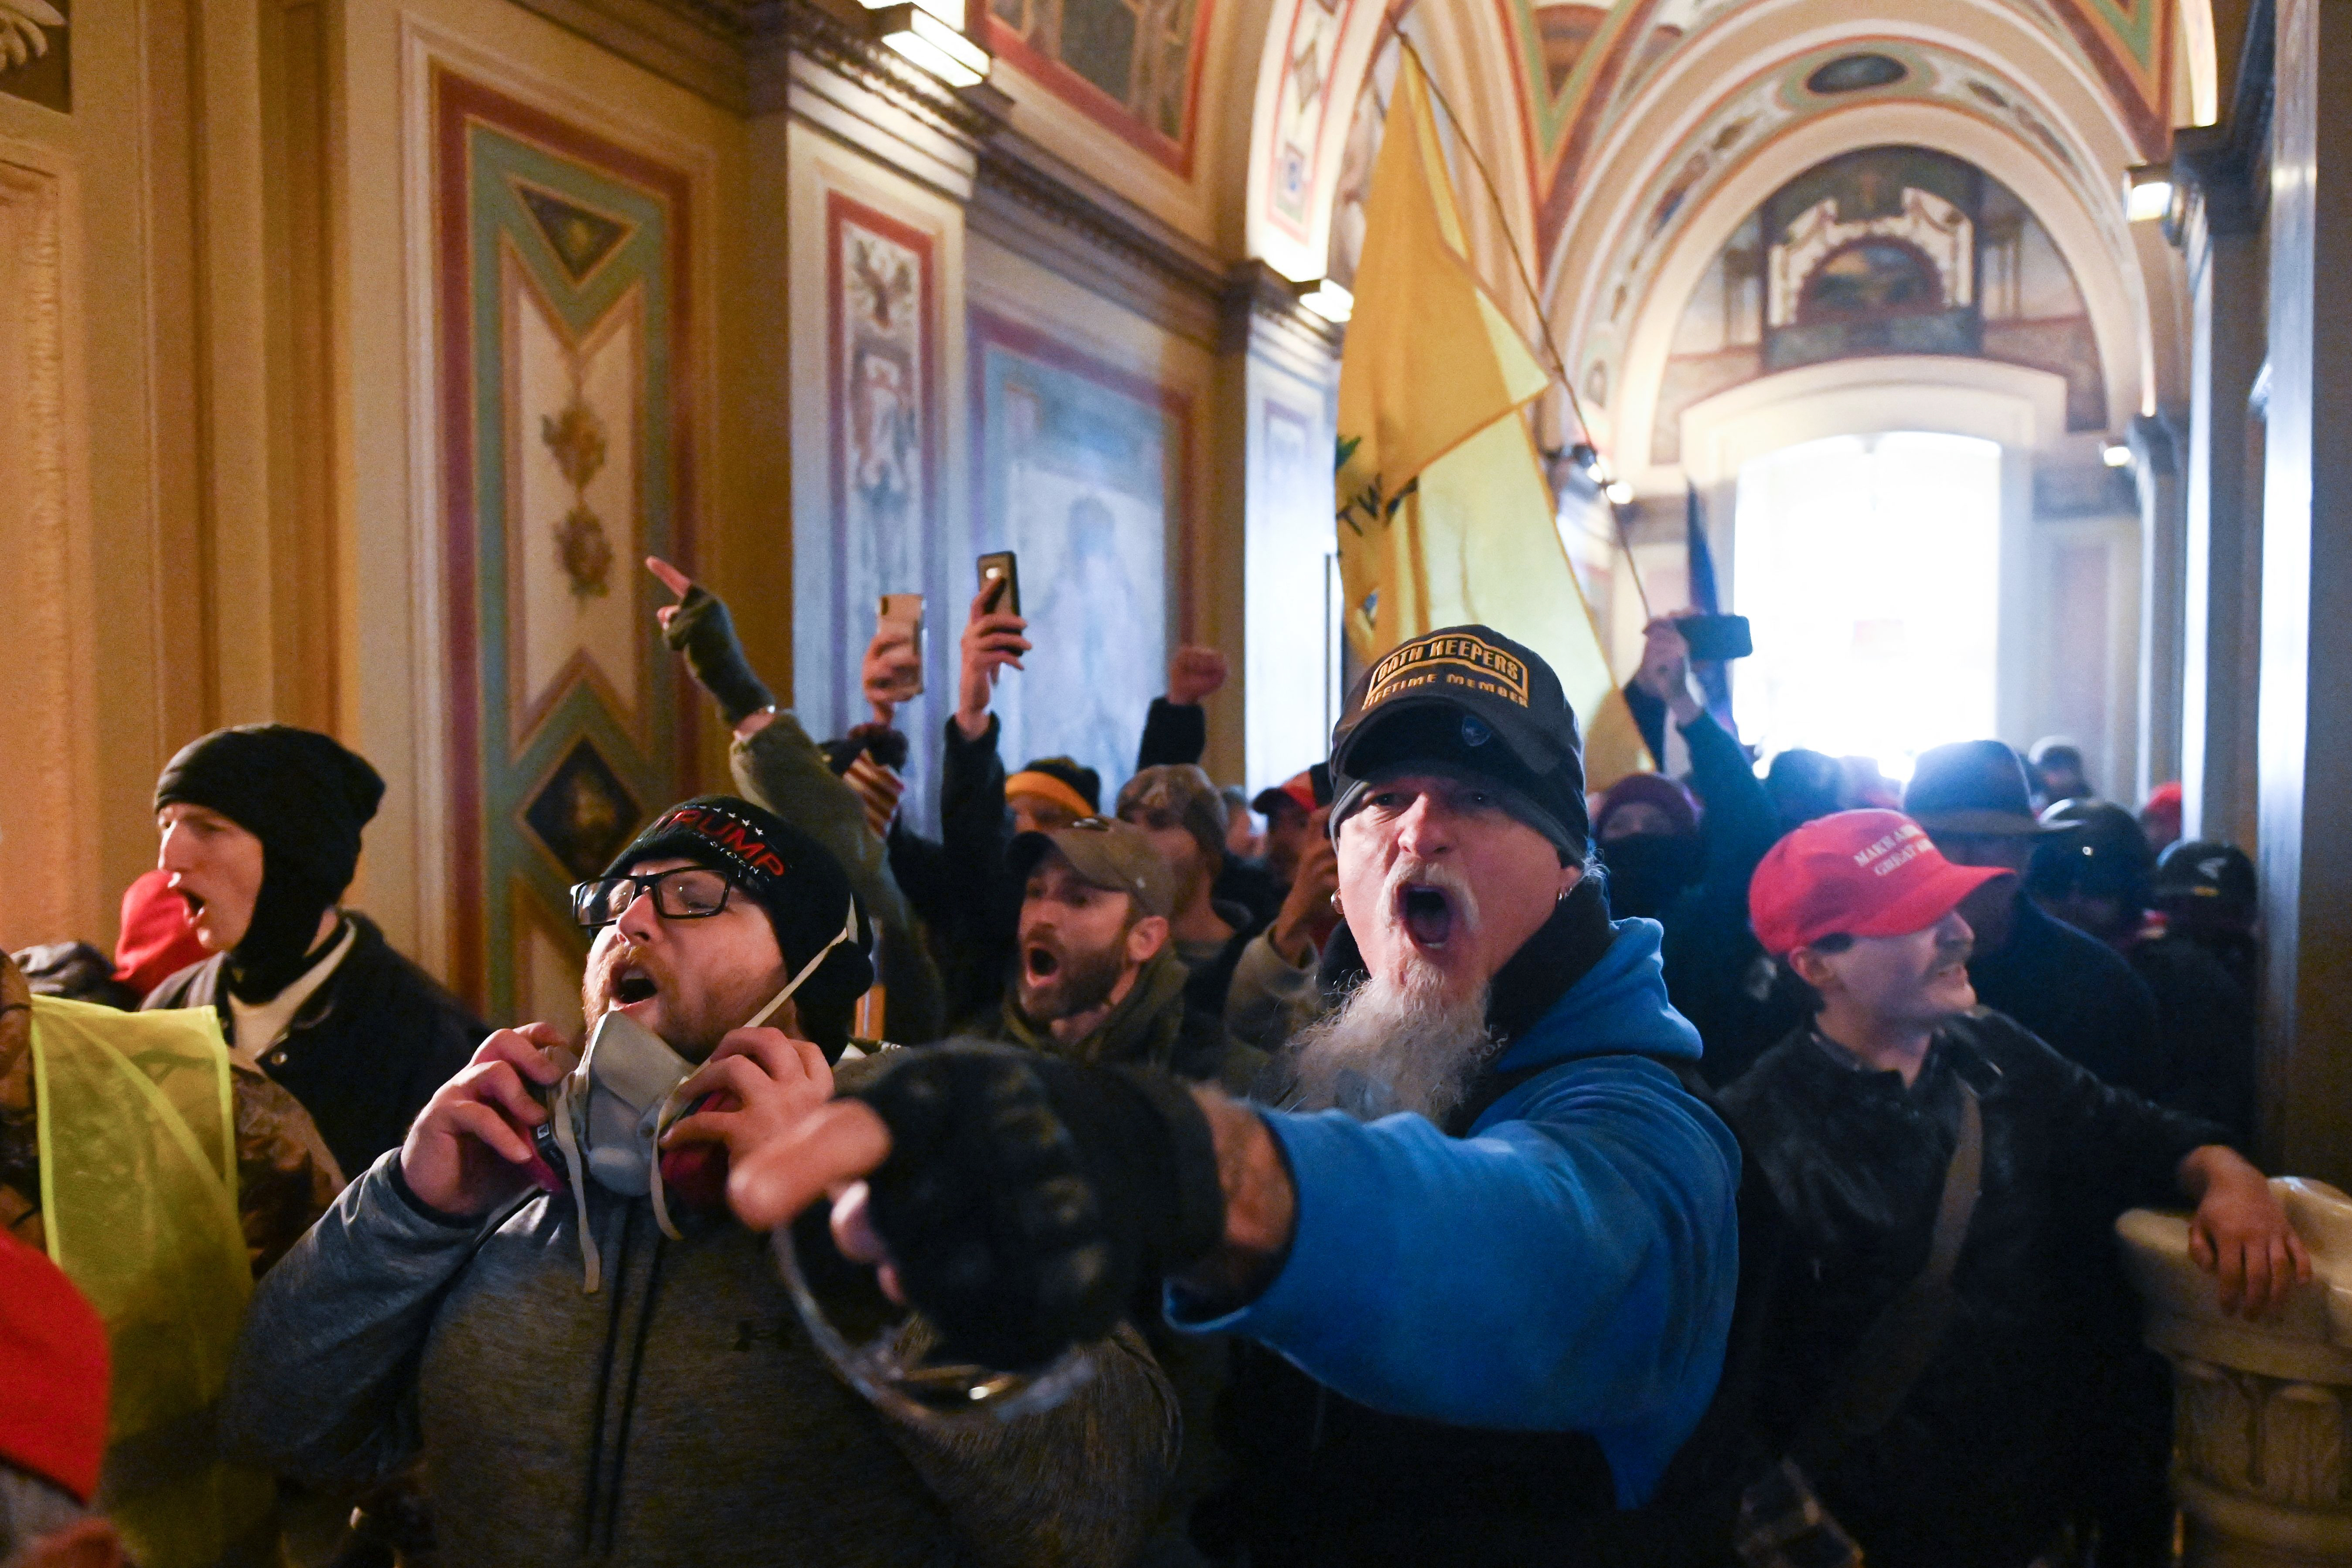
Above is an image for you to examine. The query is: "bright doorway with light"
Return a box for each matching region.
[1732,432,2004,780]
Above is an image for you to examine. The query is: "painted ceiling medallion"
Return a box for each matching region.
[524,738,641,881]
[1806,53,1907,95]
[516,183,634,285]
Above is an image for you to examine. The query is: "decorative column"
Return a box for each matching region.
[2253,0,2352,1189]
[2118,1178,2352,1565]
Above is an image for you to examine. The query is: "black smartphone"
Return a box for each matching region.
[1677,612,1753,662]
[977,551,1021,617]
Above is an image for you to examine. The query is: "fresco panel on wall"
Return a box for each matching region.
[826,191,948,832]
[435,69,695,1024]
[0,0,67,112]
[970,310,1189,801]
[985,0,1213,175]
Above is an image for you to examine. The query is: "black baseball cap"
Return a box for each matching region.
[1327,624,1589,857]
[2153,839,2257,912]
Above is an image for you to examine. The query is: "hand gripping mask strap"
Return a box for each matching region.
[645,899,861,1242]
[555,898,864,1293]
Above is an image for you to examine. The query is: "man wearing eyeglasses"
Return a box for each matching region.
[221,796,1175,1568]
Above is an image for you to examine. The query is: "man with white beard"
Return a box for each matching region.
[725,625,1741,1566]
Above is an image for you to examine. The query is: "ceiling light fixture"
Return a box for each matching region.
[2123,165,2174,224]
[1297,279,1354,323]
[870,3,989,86]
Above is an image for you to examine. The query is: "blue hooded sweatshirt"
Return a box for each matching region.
[1170,916,1740,1507]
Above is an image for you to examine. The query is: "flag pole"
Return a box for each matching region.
[1394,36,1658,628]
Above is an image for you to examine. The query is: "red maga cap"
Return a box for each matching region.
[1749,809,2013,957]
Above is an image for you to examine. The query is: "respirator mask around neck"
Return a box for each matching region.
[535,901,859,1292]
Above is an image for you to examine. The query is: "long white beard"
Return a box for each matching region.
[1280,964,1498,1124]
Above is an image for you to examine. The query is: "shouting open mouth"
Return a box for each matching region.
[609,959,661,1014]
[1397,881,1457,950]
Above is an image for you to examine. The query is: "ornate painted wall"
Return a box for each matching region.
[433,69,697,1023]
[0,0,67,113]
[1650,144,2108,460]
[1252,0,2180,292]
[970,307,1194,797]
[984,0,1215,174]
[786,128,963,833]
[824,190,948,821]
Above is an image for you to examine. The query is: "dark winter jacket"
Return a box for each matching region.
[1966,895,2163,1099]
[1175,897,1267,1025]
[2128,930,2257,1143]
[1642,709,1798,1085]
[1718,1011,2225,1568]
[896,714,1025,1029]
[143,913,483,1178]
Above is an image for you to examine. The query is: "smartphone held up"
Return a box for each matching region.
[876,594,924,701]
[977,551,1021,618]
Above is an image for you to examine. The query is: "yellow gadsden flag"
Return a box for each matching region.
[1334,50,1647,787]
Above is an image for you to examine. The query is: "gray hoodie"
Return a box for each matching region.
[221,1154,1175,1566]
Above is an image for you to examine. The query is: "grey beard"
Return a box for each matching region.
[1280,967,1498,1124]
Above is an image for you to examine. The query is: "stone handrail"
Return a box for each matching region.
[2117,1178,2352,1564]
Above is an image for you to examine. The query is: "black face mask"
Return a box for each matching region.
[1598,833,1704,921]
[226,853,344,1004]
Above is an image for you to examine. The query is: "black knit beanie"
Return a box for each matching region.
[603,797,876,1028]
[154,725,385,1003]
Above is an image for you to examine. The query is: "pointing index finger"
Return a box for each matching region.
[645,555,694,600]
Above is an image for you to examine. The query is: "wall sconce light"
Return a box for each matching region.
[2101,441,2133,469]
[2123,165,2175,224]
[1297,279,1354,323]
[865,0,990,86]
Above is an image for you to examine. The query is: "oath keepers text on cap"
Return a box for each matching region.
[1365,633,1532,710]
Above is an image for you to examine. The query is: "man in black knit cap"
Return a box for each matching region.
[143,724,485,1177]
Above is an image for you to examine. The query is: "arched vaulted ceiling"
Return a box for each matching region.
[1239,0,2200,474]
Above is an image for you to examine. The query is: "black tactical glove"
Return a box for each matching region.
[663,585,776,726]
[848,1043,1226,1370]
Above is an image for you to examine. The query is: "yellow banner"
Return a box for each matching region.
[1333,47,1646,785]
